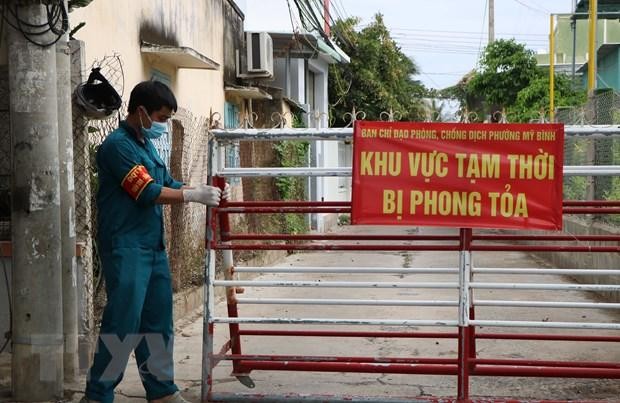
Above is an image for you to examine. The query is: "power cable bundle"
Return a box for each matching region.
[0,259,9,354]
[0,0,68,48]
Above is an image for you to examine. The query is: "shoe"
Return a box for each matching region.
[150,391,190,403]
[79,397,101,403]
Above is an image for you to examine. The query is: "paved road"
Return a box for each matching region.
[3,225,620,402]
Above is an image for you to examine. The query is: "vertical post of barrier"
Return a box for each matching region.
[466,231,477,371]
[457,228,473,401]
[213,175,247,379]
[202,136,218,402]
[468,308,477,366]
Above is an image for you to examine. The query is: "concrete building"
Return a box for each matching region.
[69,0,246,119]
[265,31,350,231]
[0,0,252,372]
[536,4,620,89]
[0,1,353,384]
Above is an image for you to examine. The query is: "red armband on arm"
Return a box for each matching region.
[121,165,154,200]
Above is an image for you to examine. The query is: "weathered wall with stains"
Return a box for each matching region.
[70,0,244,118]
[222,0,245,85]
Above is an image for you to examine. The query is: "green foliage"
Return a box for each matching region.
[605,178,620,225]
[338,214,350,226]
[425,98,446,122]
[274,140,309,235]
[564,176,588,200]
[450,39,586,122]
[468,39,538,112]
[509,73,587,122]
[329,14,426,126]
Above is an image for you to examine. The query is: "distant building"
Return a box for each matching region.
[536,1,620,91]
[244,30,350,231]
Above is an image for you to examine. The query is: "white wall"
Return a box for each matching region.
[290,59,305,104]
[308,56,342,230]
[274,49,347,230]
[272,58,288,93]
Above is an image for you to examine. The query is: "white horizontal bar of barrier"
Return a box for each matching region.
[211,317,459,326]
[211,126,620,141]
[474,300,620,309]
[470,319,620,330]
[234,267,459,274]
[214,280,459,289]
[473,268,620,276]
[209,393,420,403]
[236,298,459,307]
[564,165,620,176]
[217,166,620,177]
[234,267,620,276]
[564,125,620,137]
[218,167,351,177]
[470,282,620,291]
[211,128,353,141]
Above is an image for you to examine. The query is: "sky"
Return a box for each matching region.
[238,0,576,90]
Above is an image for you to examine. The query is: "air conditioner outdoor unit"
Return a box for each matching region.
[246,32,273,77]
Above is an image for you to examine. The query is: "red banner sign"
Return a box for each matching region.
[351,121,564,230]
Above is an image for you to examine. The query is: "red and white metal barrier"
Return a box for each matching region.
[201,126,620,403]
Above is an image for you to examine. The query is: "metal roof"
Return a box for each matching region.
[268,32,350,64]
[574,0,620,19]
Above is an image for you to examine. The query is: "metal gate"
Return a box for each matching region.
[201,125,620,402]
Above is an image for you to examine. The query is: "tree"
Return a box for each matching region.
[423,98,447,122]
[450,39,585,123]
[468,39,539,117]
[329,14,426,126]
[508,73,586,122]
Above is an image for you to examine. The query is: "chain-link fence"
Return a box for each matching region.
[166,108,211,291]
[72,107,213,320]
[0,66,10,241]
[556,90,620,225]
[69,48,215,324]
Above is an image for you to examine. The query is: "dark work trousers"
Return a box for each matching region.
[85,247,178,402]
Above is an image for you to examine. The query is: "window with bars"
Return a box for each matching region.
[224,102,241,185]
[149,69,173,166]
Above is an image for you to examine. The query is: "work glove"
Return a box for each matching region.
[222,183,231,201]
[182,184,221,206]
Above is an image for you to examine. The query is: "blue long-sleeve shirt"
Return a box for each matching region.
[96,121,183,252]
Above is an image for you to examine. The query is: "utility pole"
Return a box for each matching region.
[57,0,79,382]
[571,0,578,84]
[550,14,556,123]
[587,0,597,94]
[8,0,63,400]
[323,0,331,37]
[489,0,495,43]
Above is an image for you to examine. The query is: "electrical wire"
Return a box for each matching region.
[512,0,550,14]
[289,0,357,51]
[332,0,349,21]
[285,0,303,33]
[378,27,547,37]
[0,258,10,354]
[308,0,351,46]
[0,0,68,48]
[477,0,489,66]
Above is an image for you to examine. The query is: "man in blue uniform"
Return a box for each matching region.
[81,81,227,403]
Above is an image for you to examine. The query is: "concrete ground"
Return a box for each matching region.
[1,225,620,402]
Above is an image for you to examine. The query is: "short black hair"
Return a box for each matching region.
[127,80,178,114]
